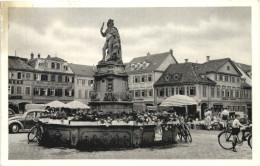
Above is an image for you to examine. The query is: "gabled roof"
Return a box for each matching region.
[8,56,34,71]
[46,56,65,62]
[155,63,215,87]
[68,63,94,77]
[125,51,176,75]
[198,58,242,76]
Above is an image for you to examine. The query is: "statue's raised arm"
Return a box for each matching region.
[100,19,122,64]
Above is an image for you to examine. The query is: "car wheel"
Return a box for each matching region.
[10,124,20,133]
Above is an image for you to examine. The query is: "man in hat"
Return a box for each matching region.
[100,19,121,61]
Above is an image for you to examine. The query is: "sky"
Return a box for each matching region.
[8,7,251,66]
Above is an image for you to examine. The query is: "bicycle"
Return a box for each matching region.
[218,124,252,150]
[28,120,43,144]
[177,122,192,143]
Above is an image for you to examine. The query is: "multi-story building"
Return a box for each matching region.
[68,63,94,104]
[8,56,34,112]
[125,49,178,110]
[27,53,75,104]
[155,57,252,119]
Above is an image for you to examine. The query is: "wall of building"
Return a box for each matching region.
[74,76,94,104]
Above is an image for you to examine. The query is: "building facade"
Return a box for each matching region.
[8,56,34,112]
[154,57,252,119]
[27,53,75,104]
[125,50,178,111]
[69,63,94,104]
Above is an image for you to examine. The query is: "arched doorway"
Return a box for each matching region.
[201,103,208,119]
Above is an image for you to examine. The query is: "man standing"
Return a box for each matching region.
[220,108,229,128]
[231,114,244,152]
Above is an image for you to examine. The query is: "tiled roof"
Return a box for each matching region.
[235,62,251,73]
[27,58,38,68]
[155,63,215,86]
[125,51,175,75]
[68,63,94,77]
[9,56,34,71]
[46,56,65,62]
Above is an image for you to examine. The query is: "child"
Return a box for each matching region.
[232,114,245,152]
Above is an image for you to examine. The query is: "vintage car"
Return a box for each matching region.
[8,109,17,118]
[8,109,46,133]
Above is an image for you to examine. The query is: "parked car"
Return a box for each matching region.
[8,109,46,133]
[8,109,17,118]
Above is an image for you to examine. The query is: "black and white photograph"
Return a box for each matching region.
[1,0,260,165]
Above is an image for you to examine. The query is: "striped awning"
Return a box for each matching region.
[160,95,198,107]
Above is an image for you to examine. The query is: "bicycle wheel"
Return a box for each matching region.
[35,127,42,144]
[248,134,252,149]
[218,130,233,150]
[28,127,37,142]
[187,133,192,143]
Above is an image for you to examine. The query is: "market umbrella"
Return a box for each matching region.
[160,95,198,107]
[65,100,90,109]
[45,100,66,108]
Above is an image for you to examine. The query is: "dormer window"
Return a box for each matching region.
[64,66,68,71]
[56,63,60,70]
[131,64,135,70]
[51,63,55,69]
[164,74,170,81]
[143,61,147,69]
[136,63,141,70]
[173,73,181,80]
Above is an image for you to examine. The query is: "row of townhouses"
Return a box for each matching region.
[8,50,251,120]
[8,53,94,112]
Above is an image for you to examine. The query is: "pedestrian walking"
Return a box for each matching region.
[204,109,212,130]
[220,108,229,128]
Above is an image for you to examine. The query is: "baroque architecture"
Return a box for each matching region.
[125,50,178,111]
[154,57,252,119]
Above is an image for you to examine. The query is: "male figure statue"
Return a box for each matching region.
[100,19,121,62]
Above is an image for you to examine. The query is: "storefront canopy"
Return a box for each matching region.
[45,100,66,108]
[65,100,90,109]
[160,95,198,107]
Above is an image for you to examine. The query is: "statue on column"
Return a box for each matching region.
[100,19,122,64]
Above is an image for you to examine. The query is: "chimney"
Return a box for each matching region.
[206,56,210,62]
[30,52,34,60]
[38,53,41,58]
[47,55,50,58]
[185,59,188,63]
[169,49,173,55]
[147,52,150,56]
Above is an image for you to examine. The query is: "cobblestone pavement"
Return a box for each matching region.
[9,129,252,159]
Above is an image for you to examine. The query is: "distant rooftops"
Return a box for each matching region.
[8,56,34,71]
[68,63,94,77]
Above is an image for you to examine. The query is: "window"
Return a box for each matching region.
[248,90,251,99]
[17,72,22,80]
[148,75,152,82]
[237,77,240,83]
[55,89,62,97]
[56,63,60,70]
[58,75,62,82]
[64,66,68,70]
[78,90,82,98]
[34,74,41,81]
[42,88,48,96]
[236,87,240,98]
[141,90,147,97]
[82,79,85,85]
[159,89,164,97]
[232,77,235,83]
[50,88,55,96]
[215,74,217,80]
[34,88,40,96]
[188,87,196,96]
[65,89,73,97]
[78,79,83,85]
[219,75,223,81]
[65,76,70,83]
[8,72,12,79]
[26,73,31,79]
[8,86,14,95]
[227,66,230,70]
[25,87,31,95]
[41,74,48,81]
[134,76,140,83]
[222,86,226,97]
[141,75,147,83]
[171,88,174,96]
[17,86,22,95]
[232,87,236,98]
[211,86,215,97]
[202,86,207,97]
[51,75,56,82]
[149,89,153,97]
[51,63,55,69]
[227,86,231,98]
[217,85,220,98]
[176,87,179,95]
[224,75,229,82]
[135,90,140,97]
[165,88,169,97]
[85,90,89,98]
[131,64,135,70]
[179,87,184,95]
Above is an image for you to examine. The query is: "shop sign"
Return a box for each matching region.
[9,95,22,99]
